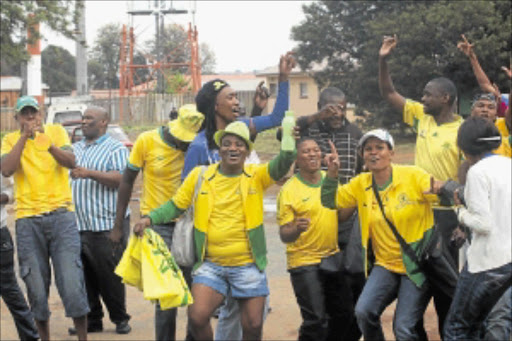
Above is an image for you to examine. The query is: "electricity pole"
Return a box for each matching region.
[75,0,88,96]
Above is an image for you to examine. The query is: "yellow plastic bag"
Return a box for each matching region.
[115,229,193,309]
[141,229,194,309]
[114,235,143,290]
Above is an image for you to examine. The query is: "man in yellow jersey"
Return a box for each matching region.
[278,138,355,340]
[110,104,203,341]
[378,35,462,338]
[1,96,89,341]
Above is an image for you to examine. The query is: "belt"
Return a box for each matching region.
[40,207,68,216]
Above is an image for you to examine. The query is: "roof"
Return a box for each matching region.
[255,59,328,76]
[201,73,262,91]
[0,76,23,91]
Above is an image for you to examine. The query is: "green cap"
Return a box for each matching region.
[214,121,253,151]
[15,96,39,112]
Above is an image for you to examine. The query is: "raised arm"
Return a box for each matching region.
[247,51,296,133]
[457,34,499,97]
[378,34,406,113]
[250,81,270,117]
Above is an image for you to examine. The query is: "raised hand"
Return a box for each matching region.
[253,80,270,110]
[379,34,398,59]
[457,34,475,58]
[317,103,345,121]
[501,65,512,79]
[324,140,340,179]
[279,51,297,82]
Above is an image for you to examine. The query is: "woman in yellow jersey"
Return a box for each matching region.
[321,129,443,341]
[133,121,296,340]
[277,138,356,341]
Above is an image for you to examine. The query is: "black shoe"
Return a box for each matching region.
[68,322,103,335]
[116,321,131,334]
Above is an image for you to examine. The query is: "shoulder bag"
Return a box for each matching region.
[371,179,458,297]
[171,166,206,267]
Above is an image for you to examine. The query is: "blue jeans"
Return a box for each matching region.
[484,286,511,340]
[354,265,430,341]
[444,262,512,340]
[15,210,90,321]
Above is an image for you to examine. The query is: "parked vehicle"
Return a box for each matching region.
[71,124,133,150]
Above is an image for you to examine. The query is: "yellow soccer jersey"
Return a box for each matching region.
[277,173,339,269]
[1,124,74,219]
[128,127,185,215]
[335,165,437,274]
[206,172,253,266]
[403,100,463,181]
[494,118,511,158]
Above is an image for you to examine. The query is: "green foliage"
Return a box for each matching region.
[42,45,76,94]
[88,23,121,90]
[164,72,191,94]
[0,1,81,65]
[292,0,511,129]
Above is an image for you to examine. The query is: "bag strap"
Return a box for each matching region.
[192,166,207,203]
[371,178,421,265]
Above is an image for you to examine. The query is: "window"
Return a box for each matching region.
[269,83,277,97]
[300,82,308,98]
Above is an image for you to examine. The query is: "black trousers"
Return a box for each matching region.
[0,226,39,340]
[416,209,459,340]
[79,217,131,325]
[290,264,356,341]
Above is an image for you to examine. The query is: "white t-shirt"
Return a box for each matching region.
[458,155,512,273]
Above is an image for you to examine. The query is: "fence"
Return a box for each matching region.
[0,90,260,132]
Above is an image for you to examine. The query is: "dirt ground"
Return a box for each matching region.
[1,146,441,341]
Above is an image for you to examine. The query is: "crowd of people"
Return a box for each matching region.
[0,34,510,341]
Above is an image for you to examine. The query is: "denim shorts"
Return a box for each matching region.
[15,210,90,320]
[192,261,269,298]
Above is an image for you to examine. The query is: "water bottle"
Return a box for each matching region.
[281,110,295,151]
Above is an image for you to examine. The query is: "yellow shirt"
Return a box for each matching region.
[335,165,437,275]
[403,100,463,181]
[128,127,185,215]
[277,173,339,269]
[1,124,74,219]
[205,172,252,266]
[494,118,511,158]
[369,185,406,274]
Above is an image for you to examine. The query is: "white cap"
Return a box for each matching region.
[358,129,395,150]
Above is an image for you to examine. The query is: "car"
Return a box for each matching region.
[70,124,133,150]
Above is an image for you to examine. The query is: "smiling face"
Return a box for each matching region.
[296,139,322,174]
[362,137,394,172]
[215,86,240,124]
[471,98,497,122]
[219,134,249,172]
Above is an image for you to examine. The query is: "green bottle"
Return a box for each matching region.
[281,110,295,151]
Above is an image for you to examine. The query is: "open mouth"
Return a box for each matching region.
[228,151,241,161]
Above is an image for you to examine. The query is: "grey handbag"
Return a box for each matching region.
[171,166,206,267]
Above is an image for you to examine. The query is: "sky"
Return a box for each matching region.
[41,0,313,73]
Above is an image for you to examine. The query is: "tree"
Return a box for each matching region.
[41,45,76,95]
[291,0,511,129]
[145,23,216,92]
[1,1,81,65]
[88,23,121,90]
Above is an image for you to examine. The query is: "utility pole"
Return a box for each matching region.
[75,0,88,95]
[127,0,187,93]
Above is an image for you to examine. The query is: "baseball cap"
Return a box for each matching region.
[168,104,204,142]
[214,121,253,151]
[358,129,395,150]
[15,96,40,112]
